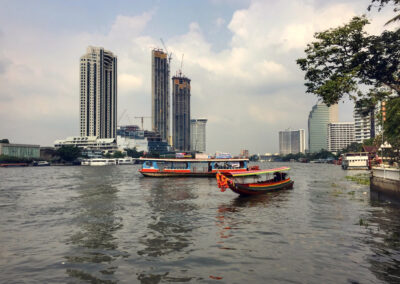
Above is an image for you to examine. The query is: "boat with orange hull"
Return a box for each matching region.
[216,167,294,196]
[139,157,249,177]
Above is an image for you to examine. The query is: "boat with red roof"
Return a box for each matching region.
[216,167,294,196]
[139,157,249,177]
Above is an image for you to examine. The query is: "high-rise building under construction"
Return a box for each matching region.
[80,46,117,138]
[151,49,170,141]
[172,74,191,151]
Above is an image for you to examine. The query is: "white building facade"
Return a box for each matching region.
[327,122,355,153]
[279,129,306,155]
[190,119,207,152]
[80,46,117,139]
[354,105,380,144]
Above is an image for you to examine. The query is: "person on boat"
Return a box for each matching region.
[274,172,282,182]
[281,173,287,180]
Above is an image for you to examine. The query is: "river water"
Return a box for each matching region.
[0,162,400,283]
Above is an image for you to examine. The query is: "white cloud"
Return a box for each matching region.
[0,1,394,152]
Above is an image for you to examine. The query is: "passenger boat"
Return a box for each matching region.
[139,157,249,177]
[33,161,50,166]
[216,167,294,196]
[341,152,370,170]
[117,157,135,165]
[81,158,117,166]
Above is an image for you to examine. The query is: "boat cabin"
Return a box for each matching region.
[139,158,249,177]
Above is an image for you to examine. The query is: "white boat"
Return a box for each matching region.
[341,152,369,170]
[33,161,50,166]
[81,158,117,166]
[117,157,134,165]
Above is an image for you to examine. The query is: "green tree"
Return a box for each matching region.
[56,146,81,162]
[368,0,400,25]
[113,151,125,158]
[296,16,400,106]
[0,139,9,144]
[126,147,144,158]
[383,97,400,153]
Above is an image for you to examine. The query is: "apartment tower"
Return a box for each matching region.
[327,122,355,152]
[190,119,207,152]
[308,103,338,153]
[151,49,170,141]
[172,74,191,151]
[80,46,117,138]
[279,129,306,155]
[354,105,380,143]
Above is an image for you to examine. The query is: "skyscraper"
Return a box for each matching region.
[191,119,207,152]
[151,49,170,141]
[80,46,117,138]
[279,129,306,155]
[308,103,338,153]
[172,74,191,151]
[327,122,355,152]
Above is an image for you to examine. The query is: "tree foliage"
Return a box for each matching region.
[368,0,400,25]
[297,16,400,107]
[0,139,9,144]
[125,147,144,158]
[384,97,400,150]
[56,145,81,162]
[112,151,125,158]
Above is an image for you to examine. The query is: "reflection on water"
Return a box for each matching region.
[368,193,400,283]
[136,178,198,282]
[64,167,127,283]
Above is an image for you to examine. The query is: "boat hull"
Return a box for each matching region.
[228,179,294,196]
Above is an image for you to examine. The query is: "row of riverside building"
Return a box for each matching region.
[55,46,208,156]
[279,102,382,155]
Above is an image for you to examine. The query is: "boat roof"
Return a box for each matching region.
[229,166,290,177]
[139,157,249,162]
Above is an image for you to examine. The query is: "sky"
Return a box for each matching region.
[0,0,396,154]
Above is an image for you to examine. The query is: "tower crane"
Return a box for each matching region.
[134,116,151,130]
[160,38,172,64]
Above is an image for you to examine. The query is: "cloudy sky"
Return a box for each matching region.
[0,0,396,154]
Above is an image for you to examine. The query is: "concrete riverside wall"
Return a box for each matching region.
[371,167,400,199]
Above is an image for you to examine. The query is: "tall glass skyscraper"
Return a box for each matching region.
[308,103,338,153]
[80,46,117,139]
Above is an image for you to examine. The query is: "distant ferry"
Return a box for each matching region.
[81,157,135,166]
[138,157,249,177]
[341,152,370,170]
[81,158,117,166]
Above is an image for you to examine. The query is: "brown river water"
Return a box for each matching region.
[0,162,399,283]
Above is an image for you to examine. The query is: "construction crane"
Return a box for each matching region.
[160,38,172,64]
[179,53,184,76]
[134,116,151,130]
[118,109,127,125]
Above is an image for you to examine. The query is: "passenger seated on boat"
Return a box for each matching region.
[281,173,287,180]
[274,172,282,182]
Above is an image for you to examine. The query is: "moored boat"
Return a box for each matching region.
[216,167,294,196]
[81,158,117,166]
[341,152,369,170]
[139,157,249,177]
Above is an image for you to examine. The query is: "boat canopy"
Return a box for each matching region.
[229,167,290,177]
[138,157,249,163]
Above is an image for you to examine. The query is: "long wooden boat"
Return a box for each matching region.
[139,157,249,177]
[216,167,294,196]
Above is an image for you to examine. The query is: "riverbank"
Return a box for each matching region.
[371,167,400,199]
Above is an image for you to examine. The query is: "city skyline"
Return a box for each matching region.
[0,0,395,154]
